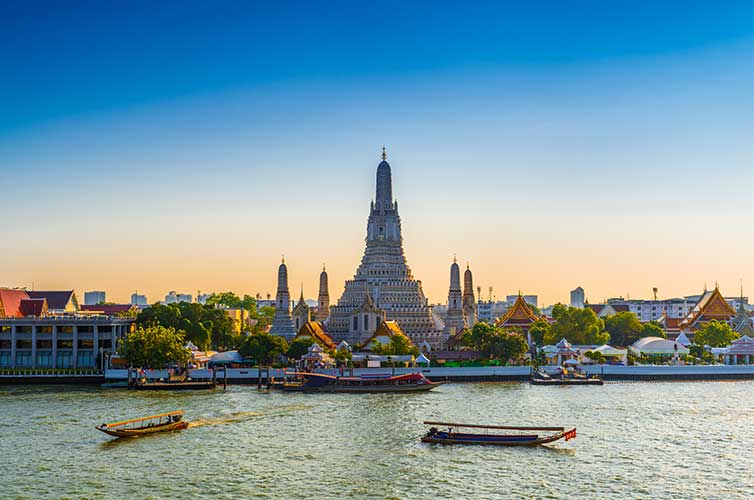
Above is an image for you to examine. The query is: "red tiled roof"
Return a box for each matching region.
[0,289,30,318]
[19,298,47,317]
[585,304,605,315]
[27,291,75,311]
[80,304,135,315]
[611,304,630,312]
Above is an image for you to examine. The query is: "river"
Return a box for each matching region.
[0,381,752,499]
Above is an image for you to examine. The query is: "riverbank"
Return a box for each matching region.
[3,364,754,385]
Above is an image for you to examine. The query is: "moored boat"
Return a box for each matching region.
[421,421,576,446]
[531,368,604,386]
[96,411,188,438]
[276,372,446,393]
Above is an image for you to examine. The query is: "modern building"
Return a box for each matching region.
[130,293,148,306]
[570,287,585,309]
[84,291,106,306]
[325,149,441,347]
[0,288,134,369]
[196,293,213,305]
[164,291,192,304]
[476,300,508,323]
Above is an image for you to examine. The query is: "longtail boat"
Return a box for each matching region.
[531,368,603,386]
[421,421,576,446]
[276,372,446,393]
[96,411,188,438]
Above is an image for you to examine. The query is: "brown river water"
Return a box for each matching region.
[0,381,752,499]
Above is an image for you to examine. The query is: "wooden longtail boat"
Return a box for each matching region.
[95,411,188,438]
[421,421,576,446]
[276,372,446,393]
[530,369,604,386]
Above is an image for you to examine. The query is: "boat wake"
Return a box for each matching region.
[188,411,261,428]
[188,404,312,428]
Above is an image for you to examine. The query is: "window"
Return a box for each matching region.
[78,339,94,349]
[36,340,52,349]
[56,351,72,368]
[98,326,112,333]
[99,339,112,349]
[16,352,32,367]
[0,325,11,333]
[353,316,358,331]
[0,352,10,367]
[59,326,73,334]
[37,325,52,334]
[36,352,52,368]
[77,325,93,334]
[77,351,94,367]
[364,314,369,330]
[0,340,11,349]
[57,339,73,349]
[16,339,32,349]
[16,326,32,334]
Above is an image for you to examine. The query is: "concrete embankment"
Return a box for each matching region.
[4,365,754,385]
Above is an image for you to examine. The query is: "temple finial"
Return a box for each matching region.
[282,254,285,264]
[453,253,457,264]
[323,263,326,272]
[381,146,387,161]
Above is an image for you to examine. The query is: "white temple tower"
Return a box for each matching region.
[444,258,465,336]
[327,148,440,346]
[316,265,330,322]
[462,264,478,327]
[270,257,297,339]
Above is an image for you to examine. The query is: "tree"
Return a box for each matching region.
[605,312,643,347]
[205,292,242,309]
[640,321,666,339]
[371,332,420,356]
[287,336,316,360]
[545,304,609,345]
[333,347,352,367]
[484,331,528,364]
[239,333,289,366]
[136,302,236,350]
[118,325,191,368]
[466,322,496,351]
[528,319,551,346]
[693,320,738,347]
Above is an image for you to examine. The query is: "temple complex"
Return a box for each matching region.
[326,149,442,347]
[269,258,297,340]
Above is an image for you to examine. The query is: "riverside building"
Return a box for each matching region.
[0,288,135,369]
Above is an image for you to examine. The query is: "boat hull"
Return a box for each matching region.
[300,381,446,393]
[531,378,603,386]
[132,382,216,390]
[421,428,575,447]
[96,421,188,438]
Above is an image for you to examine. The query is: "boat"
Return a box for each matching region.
[274,372,446,393]
[128,369,217,390]
[95,411,188,438]
[421,421,577,446]
[530,368,604,386]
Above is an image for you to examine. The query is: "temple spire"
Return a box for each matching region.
[375,148,393,210]
[382,146,387,161]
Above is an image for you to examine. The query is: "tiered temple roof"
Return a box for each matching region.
[496,293,538,331]
[678,286,735,332]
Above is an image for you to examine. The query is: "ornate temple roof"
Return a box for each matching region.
[497,293,538,327]
[296,321,337,350]
[679,286,735,330]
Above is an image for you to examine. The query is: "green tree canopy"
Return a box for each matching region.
[640,321,666,339]
[287,336,316,360]
[239,333,289,366]
[693,320,738,347]
[544,304,609,345]
[484,330,529,364]
[371,332,420,356]
[528,319,551,346]
[605,312,643,347]
[466,322,496,351]
[136,303,236,350]
[118,325,191,369]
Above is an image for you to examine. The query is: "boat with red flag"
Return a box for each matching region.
[421,421,577,446]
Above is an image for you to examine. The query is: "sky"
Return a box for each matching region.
[1,1,752,306]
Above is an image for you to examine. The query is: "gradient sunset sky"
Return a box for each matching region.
[1,1,752,306]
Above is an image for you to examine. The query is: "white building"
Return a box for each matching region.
[196,293,213,305]
[570,287,585,308]
[477,300,508,323]
[164,291,192,304]
[84,291,106,306]
[130,293,148,306]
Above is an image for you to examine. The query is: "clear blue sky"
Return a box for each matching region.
[1,1,752,305]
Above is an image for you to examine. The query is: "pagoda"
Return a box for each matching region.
[326,149,441,347]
